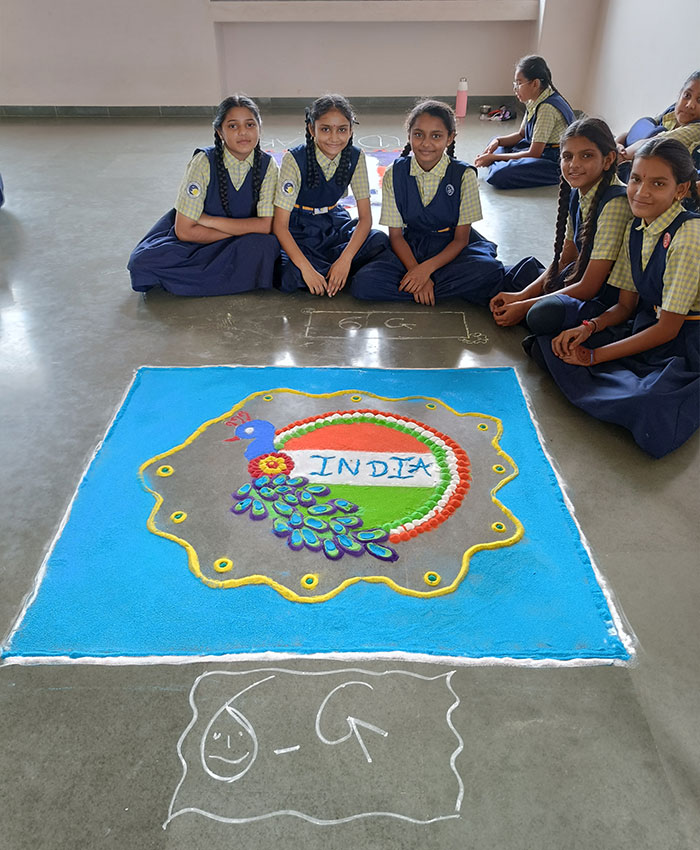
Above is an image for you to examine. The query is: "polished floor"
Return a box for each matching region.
[0,114,698,849]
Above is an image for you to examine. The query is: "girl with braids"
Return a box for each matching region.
[128,95,279,296]
[474,55,574,189]
[529,138,700,458]
[617,71,700,181]
[351,100,504,305]
[272,94,388,295]
[490,118,632,330]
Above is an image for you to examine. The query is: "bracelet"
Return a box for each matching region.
[582,319,598,334]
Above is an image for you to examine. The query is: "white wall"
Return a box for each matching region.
[583,0,700,132]
[217,21,535,99]
[0,0,219,106]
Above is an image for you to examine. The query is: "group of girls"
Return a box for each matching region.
[127,59,700,459]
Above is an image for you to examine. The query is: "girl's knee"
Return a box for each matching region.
[526,296,566,335]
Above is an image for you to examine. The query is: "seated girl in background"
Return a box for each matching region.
[474,55,574,190]
[527,138,699,459]
[617,71,700,180]
[272,95,388,296]
[490,118,633,331]
[351,100,504,305]
[128,95,279,296]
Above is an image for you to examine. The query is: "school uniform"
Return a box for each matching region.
[128,146,280,296]
[350,153,504,304]
[524,176,633,333]
[274,143,388,292]
[529,201,700,458]
[621,106,700,180]
[486,87,575,189]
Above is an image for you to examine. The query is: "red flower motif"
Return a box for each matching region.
[248,452,294,479]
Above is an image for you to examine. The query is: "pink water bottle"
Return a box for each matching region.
[455,77,469,118]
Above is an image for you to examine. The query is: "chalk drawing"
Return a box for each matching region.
[303,309,488,344]
[165,668,463,828]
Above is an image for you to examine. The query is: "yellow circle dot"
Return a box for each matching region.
[157,465,174,477]
[477,423,489,431]
[350,395,362,402]
[170,511,187,524]
[213,558,233,573]
[426,402,437,410]
[424,572,441,586]
[262,394,273,401]
[301,573,319,589]
[492,522,506,533]
[493,464,506,474]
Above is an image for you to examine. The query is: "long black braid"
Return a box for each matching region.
[635,136,700,212]
[402,100,458,159]
[304,94,357,189]
[212,94,264,217]
[543,117,619,293]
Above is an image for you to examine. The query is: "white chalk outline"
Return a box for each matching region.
[315,681,388,763]
[1,364,636,668]
[302,309,481,342]
[164,667,464,828]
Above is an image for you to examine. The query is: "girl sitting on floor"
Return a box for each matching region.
[527,138,699,459]
[351,100,504,305]
[490,118,633,331]
[474,55,574,190]
[616,71,700,180]
[272,94,388,296]
[128,95,280,296]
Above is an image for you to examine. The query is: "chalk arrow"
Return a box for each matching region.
[347,716,388,764]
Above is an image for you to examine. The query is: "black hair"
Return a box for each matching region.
[633,137,699,212]
[304,94,356,189]
[544,117,619,293]
[401,99,457,159]
[680,70,700,91]
[212,94,263,217]
[516,55,556,94]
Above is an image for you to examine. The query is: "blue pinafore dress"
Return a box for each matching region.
[351,156,504,304]
[530,210,700,458]
[279,144,388,292]
[486,92,575,190]
[523,183,629,333]
[128,146,280,296]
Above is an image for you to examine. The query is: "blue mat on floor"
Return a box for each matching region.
[3,367,633,664]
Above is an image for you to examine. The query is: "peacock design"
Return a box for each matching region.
[140,388,521,602]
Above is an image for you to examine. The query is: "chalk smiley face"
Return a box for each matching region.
[201,698,258,782]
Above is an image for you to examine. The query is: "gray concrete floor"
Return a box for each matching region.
[0,113,698,849]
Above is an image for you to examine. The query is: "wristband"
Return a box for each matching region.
[582,319,598,334]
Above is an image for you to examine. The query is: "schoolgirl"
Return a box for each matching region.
[128,95,280,296]
[490,118,633,331]
[272,95,388,296]
[351,100,504,305]
[474,55,574,190]
[617,71,700,179]
[528,138,699,458]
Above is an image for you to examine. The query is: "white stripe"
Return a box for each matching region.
[287,449,439,487]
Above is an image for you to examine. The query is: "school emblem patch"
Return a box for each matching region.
[445,184,455,196]
[282,180,296,196]
[663,232,671,249]
[186,181,202,199]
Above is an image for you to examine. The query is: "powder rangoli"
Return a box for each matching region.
[140,389,523,602]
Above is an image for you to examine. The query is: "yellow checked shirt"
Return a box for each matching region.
[521,86,570,145]
[607,201,700,314]
[175,148,279,220]
[379,153,482,229]
[656,115,700,160]
[564,176,634,260]
[273,144,370,211]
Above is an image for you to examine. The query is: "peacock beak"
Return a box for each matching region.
[224,436,241,442]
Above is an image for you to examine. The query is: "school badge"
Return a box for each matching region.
[282,180,296,196]
[445,184,455,196]
[186,182,202,198]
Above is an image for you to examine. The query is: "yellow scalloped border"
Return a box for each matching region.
[139,388,524,603]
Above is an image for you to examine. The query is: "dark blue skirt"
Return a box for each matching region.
[128,209,280,297]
